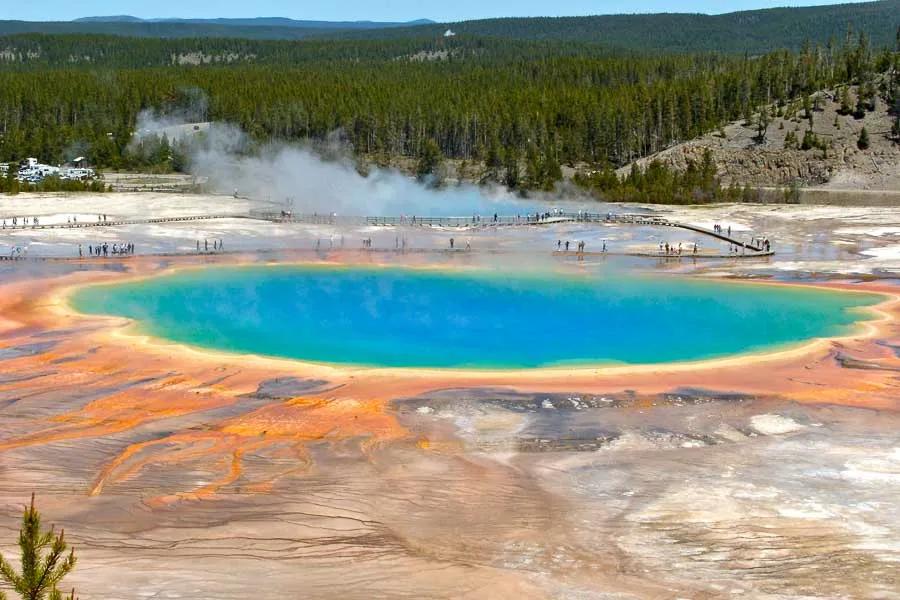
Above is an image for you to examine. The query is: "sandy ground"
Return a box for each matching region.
[0,192,899,599]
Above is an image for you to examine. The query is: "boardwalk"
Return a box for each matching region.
[255,210,770,254]
[0,209,772,259]
[0,214,243,231]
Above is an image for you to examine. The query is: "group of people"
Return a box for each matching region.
[557,240,597,253]
[197,239,225,253]
[527,212,557,223]
[81,242,134,257]
[2,216,39,228]
[659,241,697,256]
[712,223,732,236]
[448,237,471,251]
[472,213,501,224]
[2,214,110,229]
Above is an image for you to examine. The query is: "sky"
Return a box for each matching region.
[2,0,874,22]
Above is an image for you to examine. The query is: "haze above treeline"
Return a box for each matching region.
[0,0,896,53]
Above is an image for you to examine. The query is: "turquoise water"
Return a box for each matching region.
[71,266,880,369]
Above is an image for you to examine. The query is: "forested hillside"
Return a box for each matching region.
[343,0,900,53]
[1,29,895,190]
[0,35,607,68]
[0,0,896,53]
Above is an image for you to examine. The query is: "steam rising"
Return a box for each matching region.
[190,123,551,217]
[131,108,569,217]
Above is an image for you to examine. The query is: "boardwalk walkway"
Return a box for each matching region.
[0,214,243,231]
[254,210,768,254]
[0,210,771,258]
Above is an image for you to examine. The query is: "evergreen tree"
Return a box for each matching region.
[839,86,853,115]
[756,107,771,143]
[415,138,443,182]
[857,126,870,150]
[0,495,77,600]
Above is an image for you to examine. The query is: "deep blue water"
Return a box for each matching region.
[71,266,880,368]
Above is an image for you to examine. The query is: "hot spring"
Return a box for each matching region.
[71,265,880,369]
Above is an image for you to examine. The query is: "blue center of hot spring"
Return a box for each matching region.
[71,265,879,368]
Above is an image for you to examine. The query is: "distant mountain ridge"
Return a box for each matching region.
[73,16,435,30]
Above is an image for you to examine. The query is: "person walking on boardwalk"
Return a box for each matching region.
[565,241,570,251]
[557,240,561,251]
[450,238,454,249]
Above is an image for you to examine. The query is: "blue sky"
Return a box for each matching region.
[4,0,873,22]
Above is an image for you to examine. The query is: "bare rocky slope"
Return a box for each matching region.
[620,86,900,192]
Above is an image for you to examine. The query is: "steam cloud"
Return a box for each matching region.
[131,109,573,217]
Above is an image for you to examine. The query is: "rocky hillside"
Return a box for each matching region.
[621,85,900,191]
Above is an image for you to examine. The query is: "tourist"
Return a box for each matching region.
[557,240,561,250]
[565,241,570,251]
[450,238,454,249]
